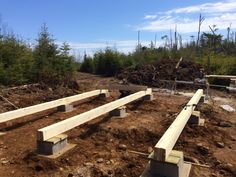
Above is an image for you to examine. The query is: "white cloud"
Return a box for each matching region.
[144,15,157,20]
[137,0,236,33]
[167,0,236,14]
[57,40,162,57]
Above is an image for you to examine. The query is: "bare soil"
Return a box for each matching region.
[0,73,235,177]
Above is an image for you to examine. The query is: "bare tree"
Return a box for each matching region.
[154,33,157,48]
[190,35,195,46]
[161,35,169,48]
[174,25,178,50]
[178,34,183,48]
[170,29,173,49]
[196,14,205,47]
[227,23,232,42]
[235,31,236,44]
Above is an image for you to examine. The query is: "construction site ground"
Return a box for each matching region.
[0,73,235,177]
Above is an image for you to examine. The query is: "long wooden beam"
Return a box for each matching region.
[0,89,108,124]
[205,75,236,79]
[108,84,148,91]
[37,89,152,141]
[153,89,203,161]
[97,84,148,91]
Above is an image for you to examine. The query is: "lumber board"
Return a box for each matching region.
[205,75,236,79]
[154,89,203,161]
[97,84,148,91]
[108,84,148,91]
[0,90,108,124]
[37,88,152,141]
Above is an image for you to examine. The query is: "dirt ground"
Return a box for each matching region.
[0,73,236,177]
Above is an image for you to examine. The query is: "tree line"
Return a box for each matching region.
[0,23,78,86]
[80,25,236,77]
[1,19,236,87]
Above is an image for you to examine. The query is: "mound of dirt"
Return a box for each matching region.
[117,59,204,87]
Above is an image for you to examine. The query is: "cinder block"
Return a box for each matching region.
[98,92,110,99]
[199,95,205,104]
[57,104,73,112]
[143,94,154,101]
[144,150,191,177]
[37,134,68,155]
[188,111,205,126]
[109,106,127,118]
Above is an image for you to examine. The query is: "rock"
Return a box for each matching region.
[0,158,8,165]
[106,161,111,165]
[184,155,199,164]
[14,101,19,104]
[97,152,110,158]
[165,113,170,118]
[101,171,109,177]
[210,173,217,177]
[67,173,74,177]
[220,105,235,112]
[1,160,9,165]
[197,143,209,155]
[147,147,153,153]
[214,159,221,166]
[84,162,94,167]
[118,144,127,150]
[215,142,225,148]
[219,163,235,174]
[97,158,104,163]
[218,121,232,127]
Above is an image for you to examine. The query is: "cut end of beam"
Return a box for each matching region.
[153,148,166,161]
[37,131,44,141]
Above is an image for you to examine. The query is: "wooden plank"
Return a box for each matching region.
[205,75,236,79]
[175,57,183,69]
[0,90,108,124]
[97,84,148,91]
[0,94,19,109]
[108,84,148,91]
[37,88,152,141]
[153,89,203,161]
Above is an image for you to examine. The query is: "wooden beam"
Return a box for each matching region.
[154,89,203,161]
[37,89,152,141]
[97,84,148,92]
[108,84,148,91]
[0,90,108,124]
[205,75,236,79]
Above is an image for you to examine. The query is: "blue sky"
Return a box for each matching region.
[0,0,236,57]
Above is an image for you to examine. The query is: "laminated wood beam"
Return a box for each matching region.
[154,89,203,161]
[37,89,152,141]
[97,84,148,92]
[0,90,108,123]
[205,75,236,79]
[108,84,148,91]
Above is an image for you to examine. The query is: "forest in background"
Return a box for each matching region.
[0,19,236,87]
[81,23,236,77]
[0,23,78,86]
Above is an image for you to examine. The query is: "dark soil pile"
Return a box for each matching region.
[117,59,204,87]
